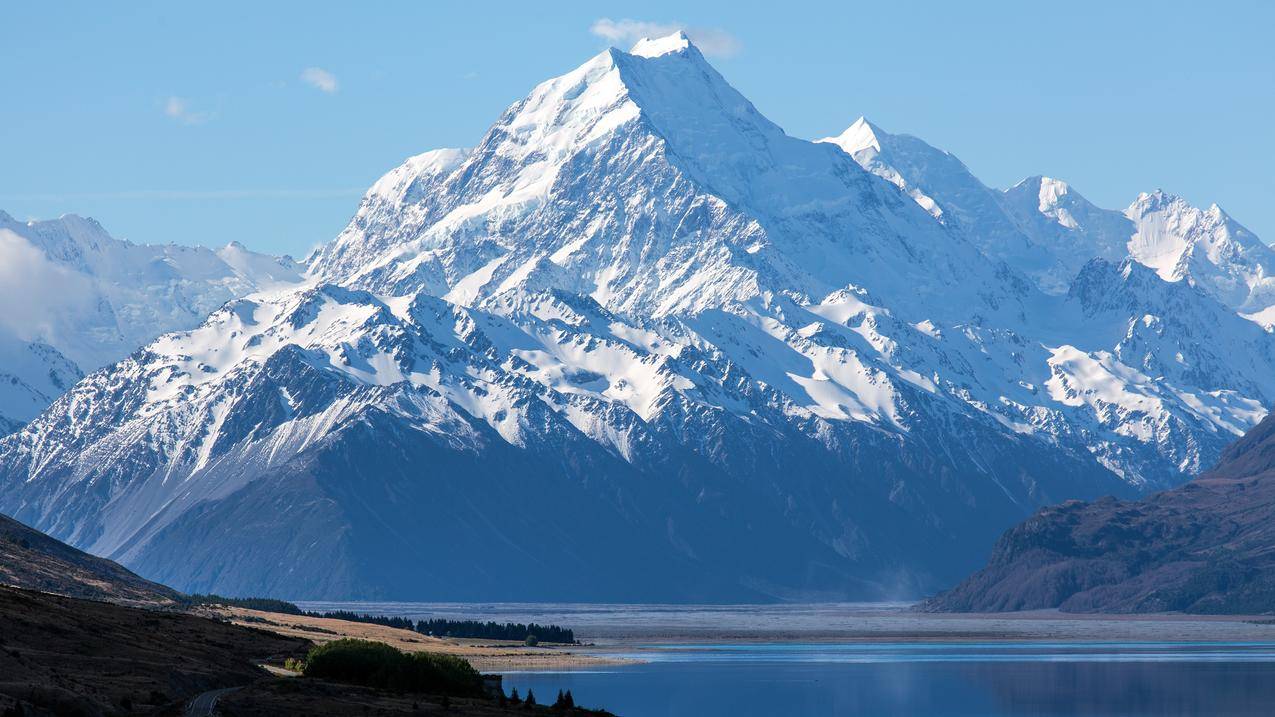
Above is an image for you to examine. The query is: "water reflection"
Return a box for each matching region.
[504,643,1275,716]
[969,660,1275,716]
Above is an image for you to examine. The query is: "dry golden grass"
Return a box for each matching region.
[202,606,631,671]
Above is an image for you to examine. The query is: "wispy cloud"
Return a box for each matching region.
[0,189,366,202]
[0,229,97,343]
[589,18,742,58]
[163,96,211,125]
[300,67,339,93]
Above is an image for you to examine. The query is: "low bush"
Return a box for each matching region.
[302,639,482,696]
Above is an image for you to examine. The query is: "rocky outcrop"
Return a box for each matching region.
[925,413,1275,613]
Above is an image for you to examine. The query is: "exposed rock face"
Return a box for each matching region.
[924,413,1275,614]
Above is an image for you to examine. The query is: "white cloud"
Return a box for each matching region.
[163,96,210,125]
[300,67,339,93]
[589,18,742,58]
[0,229,96,344]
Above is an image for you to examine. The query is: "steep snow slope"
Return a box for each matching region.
[0,211,302,430]
[2,33,1273,601]
[818,118,1084,294]
[0,332,81,434]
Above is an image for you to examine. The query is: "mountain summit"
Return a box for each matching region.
[2,34,1273,601]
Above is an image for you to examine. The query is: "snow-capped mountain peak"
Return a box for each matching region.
[311,42,1027,329]
[1124,188,1275,320]
[1032,176,1074,219]
[629,30,692,58]
[817,117,944,220]
[824,116,884,155]
[5,38,1275,604]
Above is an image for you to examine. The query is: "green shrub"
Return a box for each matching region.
[302,639,482,696]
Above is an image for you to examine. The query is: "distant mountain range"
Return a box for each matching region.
[1,32,1273,601]
[0,211,301,431]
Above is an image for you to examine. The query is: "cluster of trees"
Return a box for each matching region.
[301,638,483,696]
[504,688,594,712]
[416,618,575,644]
[300,610,577,644]
[185,594,304,615]
[302,609,415,631]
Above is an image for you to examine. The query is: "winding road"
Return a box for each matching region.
[183,686,240,717]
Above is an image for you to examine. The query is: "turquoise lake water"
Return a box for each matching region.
[295,602,1275,716]
[503,641,1275,716]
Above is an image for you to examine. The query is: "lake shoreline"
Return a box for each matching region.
[281,601,1275,669]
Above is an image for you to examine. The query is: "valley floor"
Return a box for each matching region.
[293,601,1275,646]
[207,605,636,671]
[583,609,1275,646]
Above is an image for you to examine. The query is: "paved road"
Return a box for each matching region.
[183,686,241,717]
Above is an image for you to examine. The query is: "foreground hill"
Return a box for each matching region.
[0,511,179,605]
[3,32,1275,602]
[925,413,1275,613]
[0,585,307,715]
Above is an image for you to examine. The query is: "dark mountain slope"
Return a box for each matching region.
[0,585,306,716]
[0,511,179,605]
[925,414,1275,613]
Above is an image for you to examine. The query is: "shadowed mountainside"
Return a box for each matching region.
[0,585,308,716]
[925,413,1275,613]
[0,511,179,606]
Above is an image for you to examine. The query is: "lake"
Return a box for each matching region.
[503,642,1275,716]
[297,601,1275,716]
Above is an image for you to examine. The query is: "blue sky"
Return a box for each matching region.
[3,1,1271,257]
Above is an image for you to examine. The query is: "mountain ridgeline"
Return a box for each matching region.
[1,32,1274,602]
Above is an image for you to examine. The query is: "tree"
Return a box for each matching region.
[524,689,537,708]
[564,690,576,709]
[509,688,521,705]
[525,634,539,647]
